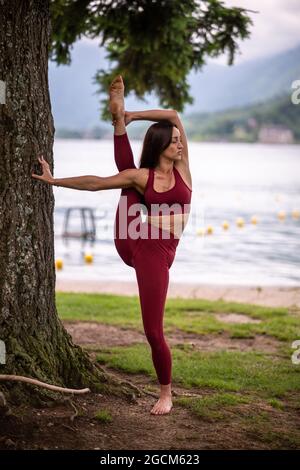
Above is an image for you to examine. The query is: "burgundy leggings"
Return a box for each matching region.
[113,133,179,385]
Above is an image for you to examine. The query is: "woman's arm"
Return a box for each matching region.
[32,156,138,191]
[32,156,99,190]
[126,109,176,124]
[52,175,106,191]
[127,109,189,168]
[90,169,138,191]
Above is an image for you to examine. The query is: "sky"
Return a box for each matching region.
[82,0,300,64]
[220,0,300,62]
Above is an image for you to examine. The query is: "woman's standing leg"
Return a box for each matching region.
[133,240,173,415]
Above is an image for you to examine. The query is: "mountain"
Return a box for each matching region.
[48,42,300,130]
[55,92,300,144]
[184,93,300,143]
[185,44,300,113]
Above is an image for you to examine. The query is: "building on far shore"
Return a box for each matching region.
[258,125,294,144]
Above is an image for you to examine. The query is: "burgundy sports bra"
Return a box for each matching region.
[143,166,192,216]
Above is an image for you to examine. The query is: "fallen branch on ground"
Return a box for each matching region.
[0,375,90,394]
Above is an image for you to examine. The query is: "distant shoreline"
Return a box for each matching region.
[54,92,300,144]
[55,279,300,308]
[54,135,300,145]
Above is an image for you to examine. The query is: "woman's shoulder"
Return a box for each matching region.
[136,167,150,179]
[174,162,192,191]
[132,167,151,191]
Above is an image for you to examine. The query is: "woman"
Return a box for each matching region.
[32,76,192,415]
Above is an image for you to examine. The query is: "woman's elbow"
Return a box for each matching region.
[92,173,133,192]
[91,176,103,191]
[170,110,179,123]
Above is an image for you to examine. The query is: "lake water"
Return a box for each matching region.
[53,138,300,286]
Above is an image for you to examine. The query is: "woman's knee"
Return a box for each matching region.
[145,329,165,349]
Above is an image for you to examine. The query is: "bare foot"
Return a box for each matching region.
[109,75,125,120]
[150,395,173,415]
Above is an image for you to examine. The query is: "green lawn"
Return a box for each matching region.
[56,292,300,448]
[56,292,298,341]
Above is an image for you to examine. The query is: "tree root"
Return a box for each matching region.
[68,399,79,421]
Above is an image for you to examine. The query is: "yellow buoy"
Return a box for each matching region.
[196,228,205,236]
[291,209,300,220]
[250,215,258,225]
[236,217,245,228]
[206,225,214,235]
[277,210,286,221]
[84,253,94,264]
[55,258,63,270]
[222,221,229,230]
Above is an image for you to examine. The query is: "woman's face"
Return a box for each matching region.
[161,127,183,162]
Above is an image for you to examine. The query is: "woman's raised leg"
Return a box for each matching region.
[110,76,136,171]
[109,75,142,266]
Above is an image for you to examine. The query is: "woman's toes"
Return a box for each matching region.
[150,397,173,415]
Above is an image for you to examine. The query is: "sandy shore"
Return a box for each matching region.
[55,279,300,308]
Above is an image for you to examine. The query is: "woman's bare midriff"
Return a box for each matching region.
[146,213,190,238]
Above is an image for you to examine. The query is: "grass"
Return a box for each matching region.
[175,392,251,421]
[56,292,300,343]
[267,398,284,409]
[56,292,300,398]
[96,344,300,398]
[93,409,113,423]
[56,292,300,446]
[244,424,300,449]
[56,292,141,327]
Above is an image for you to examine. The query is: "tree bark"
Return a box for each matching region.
[0,0,138,404]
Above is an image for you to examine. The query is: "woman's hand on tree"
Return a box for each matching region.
[32,156,54,184]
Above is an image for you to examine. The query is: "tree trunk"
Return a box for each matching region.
[0,0,138,404]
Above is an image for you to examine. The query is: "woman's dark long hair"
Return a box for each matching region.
[139,120,176,169]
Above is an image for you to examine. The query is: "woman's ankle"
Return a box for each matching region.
[160,383,172,397]
[114,121,126,135]
[113,110,125,121]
